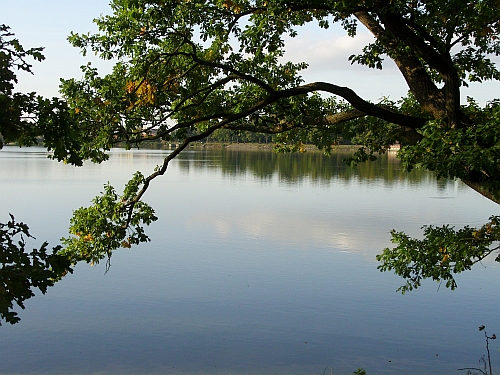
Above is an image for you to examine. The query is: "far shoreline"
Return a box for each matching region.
[139,141,361,152]
[3,141,362,153]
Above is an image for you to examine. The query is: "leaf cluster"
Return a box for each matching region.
[0,25,106,166]
[61,172,158,264]
[0,24,44,147]
[377,216,500,293]
[399,99,500,199]
[0,215,72,325]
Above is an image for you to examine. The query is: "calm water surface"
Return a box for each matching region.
[0,146,499,375]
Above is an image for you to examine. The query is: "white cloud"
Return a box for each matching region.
[280,27,409,101]
[283,31,376,71]
[189,208,391,262]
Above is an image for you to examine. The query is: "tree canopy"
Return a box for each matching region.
[2,0,500,317]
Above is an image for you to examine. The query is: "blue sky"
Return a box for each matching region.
[1,0,114,98]
[2,0,498,104]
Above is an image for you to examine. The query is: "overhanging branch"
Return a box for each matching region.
[284,82,426,128]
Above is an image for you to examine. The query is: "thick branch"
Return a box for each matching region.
[323,109,366,125]
[226,109,366,133]
[376,10,453,78]
[375,10,464,126]
[178,38,277,94]
[125,80,427,147]
[296,82,426,128]
[354,11,447,120]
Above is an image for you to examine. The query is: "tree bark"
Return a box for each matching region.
[354,11,448,120]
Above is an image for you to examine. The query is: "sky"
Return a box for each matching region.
[1,0,498,104]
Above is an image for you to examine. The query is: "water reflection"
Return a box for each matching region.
[167,149,484,261]
[175,148,460,190]
[1,147,499,375]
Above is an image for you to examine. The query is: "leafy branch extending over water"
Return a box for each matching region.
[377,216,500,293]
[61,171,158,266]
[0,215,72,325]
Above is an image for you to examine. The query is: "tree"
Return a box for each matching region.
[0,24,43,148]
[0,26,75,325]
[21,1,500,291]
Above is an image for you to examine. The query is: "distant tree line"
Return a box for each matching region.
[168,128,350,146]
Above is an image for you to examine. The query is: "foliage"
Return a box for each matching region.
[0,25,102,166]
[61,172,158,265]
[399,99,500,199]
[0,24,44,147]
[0,215,72,325]
[377,216,500,293]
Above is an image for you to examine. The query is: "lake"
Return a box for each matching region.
[0,146,499,375]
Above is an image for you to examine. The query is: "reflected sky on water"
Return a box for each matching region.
[0,146,499,375]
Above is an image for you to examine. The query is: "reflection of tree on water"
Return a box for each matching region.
[176,149,457,189]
